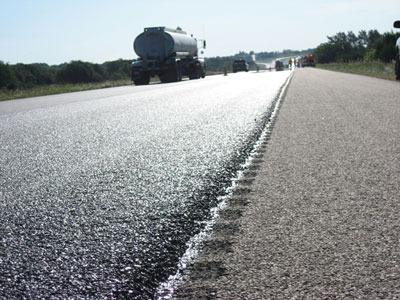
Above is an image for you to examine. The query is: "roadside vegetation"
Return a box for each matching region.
[314,29,399,80]
[317,61,396,81]
[0,59,133,101]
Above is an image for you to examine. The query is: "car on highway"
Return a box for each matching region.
[275,60,284,71]
[232,59,249,73]
[394,20,400,80]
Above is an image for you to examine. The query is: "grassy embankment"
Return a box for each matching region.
[0,80,134,102]
[316,61,397,81]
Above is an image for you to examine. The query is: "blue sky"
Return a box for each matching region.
[1,0,400,65]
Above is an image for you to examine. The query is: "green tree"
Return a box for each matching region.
[367,30,381,48]
[357,30,369,48]
[315,29,389,63]
[0,61,19,89]
[374,32,400,62]
[314,43,339,63]
[326,32,356,61]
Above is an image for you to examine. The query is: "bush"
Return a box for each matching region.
[56,61,105,83]
[11,63,56,87]
[0,61,19,90]
[0,59,133,91]
[363,48,376,62]
[102,59,131,80]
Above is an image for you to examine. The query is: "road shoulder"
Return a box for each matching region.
[175,68,400,299]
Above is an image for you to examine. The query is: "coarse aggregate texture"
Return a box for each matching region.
[0,71,292,299]
[175,68,400,299]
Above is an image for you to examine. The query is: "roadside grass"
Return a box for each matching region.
[0,79,133,102]
[316,61,397,81]
[0,73,222,102]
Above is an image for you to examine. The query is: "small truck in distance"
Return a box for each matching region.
[232,59,249,73]
[302,54,316,67]
[275,60,284,71]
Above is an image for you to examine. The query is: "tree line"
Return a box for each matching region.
[314,29,400,64]
[0,59,132,90]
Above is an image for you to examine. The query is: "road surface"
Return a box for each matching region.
[0,71,291,299]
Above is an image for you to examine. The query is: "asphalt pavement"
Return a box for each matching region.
[175,68,400,299]
[0,71,292,299]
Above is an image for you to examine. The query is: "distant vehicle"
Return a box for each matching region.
[394,20,400,80]
[232,59,249,73]
[302,54,316,67]
[275,60,284,71]
[131,27,206,85]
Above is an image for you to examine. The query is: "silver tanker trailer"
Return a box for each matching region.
[131,26,206,85]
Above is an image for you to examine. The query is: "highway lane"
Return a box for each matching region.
[0,70,291,299]
[176,68,400,299]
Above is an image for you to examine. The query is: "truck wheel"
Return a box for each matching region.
[134,73,150,85]
[188,64,201,80]
[396,54,400,80]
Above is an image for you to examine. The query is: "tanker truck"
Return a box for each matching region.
[131,26,206,85]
